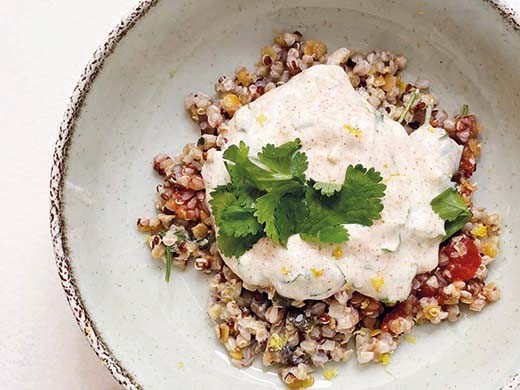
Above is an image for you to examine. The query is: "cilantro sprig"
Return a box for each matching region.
[430,188,472,240]
[209,139,386,257]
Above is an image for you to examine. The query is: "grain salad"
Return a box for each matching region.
[137,32,501,388]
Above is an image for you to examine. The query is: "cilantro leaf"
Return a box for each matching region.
[222,166,264,208]
[301,225,349,244]
[431,188,472,240]
[274,193,308,244]
[444,214,471,239]
[209,185,239,224]
[225,162,263,203]
[210,180,265,252]
[220,205,263,237]
[223,142,294,190]
[431,188,471,221]
[318,225,350,243]
[254,182,303,244]
[216,231,264,257]
[337,164,386,225]
[209,184,262,237]
[257,139,308,179]
[313,182,342,197]
[254,192,282,244]
[210,140,386,257]
[300,165,386,243]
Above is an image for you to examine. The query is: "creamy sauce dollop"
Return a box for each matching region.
[202,65,462,302]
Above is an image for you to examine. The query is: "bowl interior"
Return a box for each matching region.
[61,0,520,388]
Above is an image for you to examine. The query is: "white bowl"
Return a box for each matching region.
[50,0,520,388]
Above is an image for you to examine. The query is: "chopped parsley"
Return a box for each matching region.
[209,139,386,257]
[165,245,172,282]
[398,89,419,123]
[380,297,395,305]
[158,228,188,283]
[430,188,472,240]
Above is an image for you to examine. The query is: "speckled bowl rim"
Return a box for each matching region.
[49,0,520,388]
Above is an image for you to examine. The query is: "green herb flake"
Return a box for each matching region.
[398,89,419,123]
[165,245,172,283]
[381,235,401,253]
[461,104,469,116]
[174,230,186,241]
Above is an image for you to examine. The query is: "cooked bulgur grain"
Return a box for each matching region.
[138,32,500,387]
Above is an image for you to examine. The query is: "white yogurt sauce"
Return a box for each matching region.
[202,65,462,302]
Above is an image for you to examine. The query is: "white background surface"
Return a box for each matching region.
[1,1,135,389]
[1,1,519,389]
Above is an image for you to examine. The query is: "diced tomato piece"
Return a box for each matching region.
[441,236,482,282]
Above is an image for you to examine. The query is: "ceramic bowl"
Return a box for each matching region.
[50,0,520,388]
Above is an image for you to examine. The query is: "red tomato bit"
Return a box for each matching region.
[440,235,482,282]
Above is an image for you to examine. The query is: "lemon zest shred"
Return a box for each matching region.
[380,353,391,366]
[323,367,339,380]
[404,335,417,344]
[343,124,363,137]
[332,246,343,259]
[268,334,288,351]
[371,275,385,293]
[383,173,402,184]
[311,268,324,277]
[256,113,268,127]
[281,266,290,275]
[287,376,315,389]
